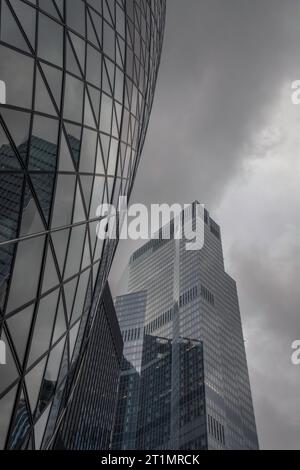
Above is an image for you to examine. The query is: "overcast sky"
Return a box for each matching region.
[109,0,300,449]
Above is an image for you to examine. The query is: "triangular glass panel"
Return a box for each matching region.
[19,184,46,237]
[41,245,60,294]
[64,225,86,279]
[51,228,70,274]
[0,0,30,53]
[25,357,47,415]
[102,60,112,95]
[81,231,91,270]
[51,174,76,228]
[5,235,46,314]
[34,68,57,116]
[73,183,86,223]
[29,172,55,226]
[69,32,85,72]
[71,269,90,323]
[52,295,67,344]
[58,133,75,171]
[53,0,64,18]
[63,277,78,320]
[66,37,82,77]
[88,10,102,47]
[84,91,97,128]
[40,62,62,108]
[6,304,34,366]
[87,85,100,123]
[107,137,118,176]
[90,175,105,218]
[39,0,61,20]
[9,0,36,48]
[99,133,110,170]
[28,289,59,367]
[106,177,114,204]
[79,175,94,216]
[95,138,105,174]
[87,11,100,47]
[63,122,81,168]
[104,0,115,28]
[79,127,97,173]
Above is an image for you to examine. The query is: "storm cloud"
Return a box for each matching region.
[110,0,300,449]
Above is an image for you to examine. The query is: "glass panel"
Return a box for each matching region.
[51,174,76,228]
[64,224,86,279]
[66,0,85,35]
[79,127,97,173]
[63,74,84,123]
[40,63,62,108]
[63,276,78,320]
[38,13,63,67]
[6,305,34,365]
[34,68,57,115]
[6,236,45,313]
[52,296,67,344]
[0,0,30,52]
[19,185,45,237]
[9,0,36,47]
[41,246,60,294]
[86,44,102,87]
[51,228,70,274]
[39,0,61,20]
[79,176,94,216]
[58,133,75,171]
[90,175,105,219]
[71,269,90,323]
[25,357,47,414]
[28,289,59,366]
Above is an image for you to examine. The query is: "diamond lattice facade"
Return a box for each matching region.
[0,0,165,449]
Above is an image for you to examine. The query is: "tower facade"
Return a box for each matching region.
[54,282,123,450]
[112,204,259,450]
[0,0,166,449]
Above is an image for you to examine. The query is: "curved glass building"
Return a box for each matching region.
[0,0,166,449]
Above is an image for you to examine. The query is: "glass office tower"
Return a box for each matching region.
[112,204,259,450]
[0,0,166,449]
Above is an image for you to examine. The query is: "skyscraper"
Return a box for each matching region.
[0,0,166,449]
[112,203,259,450]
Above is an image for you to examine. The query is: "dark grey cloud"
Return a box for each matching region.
[110,0,300,449]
